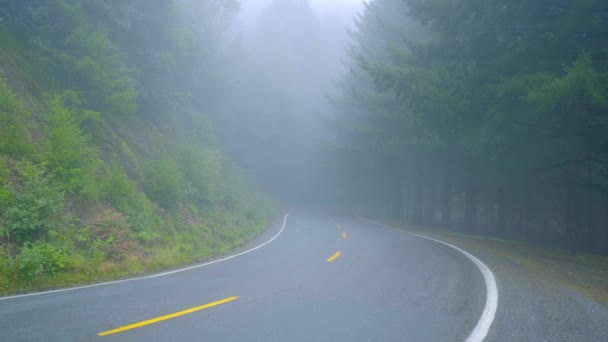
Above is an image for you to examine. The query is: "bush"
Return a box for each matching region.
[11,242,67,283]
[44,93,100,198]
[0,246,9,290]
[119,139,143,179]
[178,145,222,204]
[0,156,12,211]
[126,194,161,243]
[6,162,65,244]
[102,161,135,211]
[0,77,32,159]
[144,158,182,210]
[90,210,142,261]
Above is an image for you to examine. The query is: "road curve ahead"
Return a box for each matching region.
[0,212,490,341]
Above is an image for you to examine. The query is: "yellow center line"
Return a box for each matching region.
[326,251,342,262]
[98,296,238,336]
[342,232,348,239]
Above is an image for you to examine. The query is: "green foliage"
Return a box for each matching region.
[526,54,608,113]
[3,0,137,117]
[331,0,608,253]
[0,77,31,158]
[89,210,141,261]
[45,93,101,199]
[11,242,67,283]
[65,25,137,116]
[179,145,221,204]
[119,139,143,179]
[0,0,277,294]
[125,194,161,243]
[102,161,135,211]
[144,158,182,210]
[5,162,64,244]
[0,156,12,210]
[0,246,9,290]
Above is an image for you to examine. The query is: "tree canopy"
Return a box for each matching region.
[329,0,608,254]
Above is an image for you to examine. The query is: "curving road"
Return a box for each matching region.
[0,212,491,341]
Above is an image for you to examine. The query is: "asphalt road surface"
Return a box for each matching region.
[1,212,492,341]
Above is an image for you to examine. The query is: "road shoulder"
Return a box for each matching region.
[377,221,608,342]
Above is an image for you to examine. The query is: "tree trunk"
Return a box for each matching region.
[497,187,506,238]
[390,177,404,220]
[441,169,451,228]
[414,181,423,224]
[464,159,478,233]
[405,185,411,222]
[465,188,478,233]
[602,196,608,255]
[520,191,529,242]
[401,179,408,222]
[586,158,594,252]
[565,181,576,251]
[428,180,436,226]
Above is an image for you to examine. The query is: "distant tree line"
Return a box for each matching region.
[329,0,608,254]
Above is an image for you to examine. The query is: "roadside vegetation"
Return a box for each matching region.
[0,1,274,294]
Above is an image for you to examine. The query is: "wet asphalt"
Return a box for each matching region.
[0,211,490,341]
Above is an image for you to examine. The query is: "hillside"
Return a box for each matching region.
[0,1,274,294]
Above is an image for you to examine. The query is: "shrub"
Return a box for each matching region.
[119,139,143,178]
[102,161,135,211]
[0,246,9,289]
[11,242,67,283]
[126,194,161,243]
[44,93,100,198]
[144,158,182,210]
[178,145,221,204]
[90,210,142,261]
[6,162,65,244]
[0,156,12,211]
[0,77,32,159]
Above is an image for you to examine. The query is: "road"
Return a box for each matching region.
[0,211,491,341]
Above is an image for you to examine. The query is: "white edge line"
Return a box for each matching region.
[0,212,292,302]
[360,217,498,342]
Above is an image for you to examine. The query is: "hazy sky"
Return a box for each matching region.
[310,0,366,6]
[238,0,365,28]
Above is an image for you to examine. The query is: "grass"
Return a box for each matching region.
[442,231,526,246]
[0,216,272,296]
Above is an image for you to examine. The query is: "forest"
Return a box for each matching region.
[328,0,608,255]
[0,0,607,294]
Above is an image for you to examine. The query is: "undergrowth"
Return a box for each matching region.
[0,68,276,295]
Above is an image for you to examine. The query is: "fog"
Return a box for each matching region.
[205,0,363,203]
[3,0,608,317]
[208,0,608,254]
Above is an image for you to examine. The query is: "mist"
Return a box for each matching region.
[206,0,363,203]
[207,0,608,254]
[1,0,608,338]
